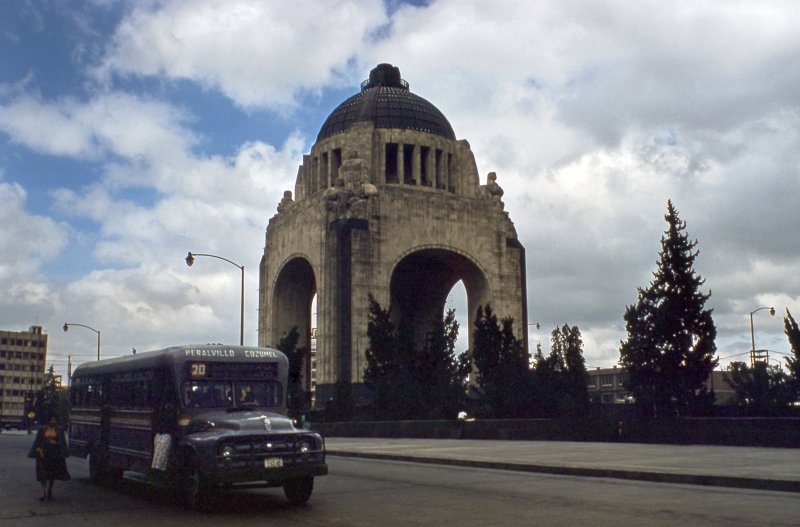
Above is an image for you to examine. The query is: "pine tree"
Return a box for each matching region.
[33,365,63,423]
[619,201,717,417]
[531,342,559,417]
[363,295,420,419]
[552,324,590,415]
[416,308,472,418]
[530,325,590,417]
[363,295,469,419]
[277,327,305,417]
[724,361,792,413]
[472,304,531,417]
[784,309,800,400]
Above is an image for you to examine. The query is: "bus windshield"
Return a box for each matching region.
[182,380,283,409]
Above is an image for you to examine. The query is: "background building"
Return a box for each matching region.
[587,367,631,404]
[587,366,736,405]
[0,326,47,426]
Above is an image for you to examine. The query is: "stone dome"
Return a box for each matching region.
[316,63,456,142]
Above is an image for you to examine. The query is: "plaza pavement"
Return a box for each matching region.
[324,437,800,493]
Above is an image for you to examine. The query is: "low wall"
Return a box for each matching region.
[313,416,800,448]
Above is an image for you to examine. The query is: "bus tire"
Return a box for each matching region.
[107,467,124,486]
[181,461,210,510]
[88,450,108,485]
[283,477,314,505]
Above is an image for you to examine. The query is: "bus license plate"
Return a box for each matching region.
[265,457,283,469]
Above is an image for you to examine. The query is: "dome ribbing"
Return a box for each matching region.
[316,63,456,141]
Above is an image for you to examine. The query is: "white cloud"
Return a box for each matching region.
[0,179,68,277]
[0,92,196,162]
[94,0,388,109]
[0,178,68,332]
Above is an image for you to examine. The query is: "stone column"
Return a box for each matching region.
[397,143,405,185]
[412,144,421,185]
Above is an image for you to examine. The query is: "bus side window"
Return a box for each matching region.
[87,384,97,407]
[182,383,196,408]
[137,380,149,408]
[152,368,175,408]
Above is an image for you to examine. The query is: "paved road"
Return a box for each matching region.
[2,431,799,526]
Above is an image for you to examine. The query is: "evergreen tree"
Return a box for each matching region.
[784,309,800,400]
[33,366,63,424]
[531,342,559,416]
[619,201,717,417]
[551,324,590,415]
[416,308,472,418]
[277,327,305,418]
[472,304,531,417]
[363,295,469,419]
[530,325,589,417]
[724,361,792,413]
[363,295,420,419]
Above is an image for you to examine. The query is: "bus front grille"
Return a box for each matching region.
[215,435,323,468]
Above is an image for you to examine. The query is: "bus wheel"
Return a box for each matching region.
[283,477,314,505]
[88,451,107,485]
[181,462,210,510]
[107,467,124,486]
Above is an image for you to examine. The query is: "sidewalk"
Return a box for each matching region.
[325,438,800,493]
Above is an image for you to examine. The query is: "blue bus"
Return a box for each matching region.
[69,345,327,507]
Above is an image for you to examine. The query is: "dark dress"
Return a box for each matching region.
[28,425,70,482]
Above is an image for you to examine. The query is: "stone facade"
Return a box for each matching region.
[258,64,527,406]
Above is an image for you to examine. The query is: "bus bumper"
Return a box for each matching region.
[209,462,328,488]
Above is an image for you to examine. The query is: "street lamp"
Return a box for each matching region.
[527,322,542,364]
[749,306,775,368]
[63,322,101,361]
[186,251,245,346]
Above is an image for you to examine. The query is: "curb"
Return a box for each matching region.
[327,450,800,494]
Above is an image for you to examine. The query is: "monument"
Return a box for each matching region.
[258,64,527,405]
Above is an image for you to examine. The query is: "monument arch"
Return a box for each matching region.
[269,256,316,347]
[388,247,491,350]
[259,64,527,405]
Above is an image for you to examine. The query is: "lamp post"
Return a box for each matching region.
[186,251,245,346]
[63,322,101,361]
[767,356,783,371]
[749,306,775,368]
[527,322,541,365]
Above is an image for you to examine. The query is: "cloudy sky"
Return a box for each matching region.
[1,0,798,380]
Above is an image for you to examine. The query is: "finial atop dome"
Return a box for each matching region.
[361,63,409,91]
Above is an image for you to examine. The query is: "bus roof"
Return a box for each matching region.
[71,345,288,378]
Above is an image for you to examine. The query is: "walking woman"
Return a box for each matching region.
[28,416,70,500]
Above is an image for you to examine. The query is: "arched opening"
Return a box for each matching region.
[271,257,317,399]
[389,249,489,353]
[445,279,470,355]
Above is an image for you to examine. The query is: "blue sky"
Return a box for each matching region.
[1,0,798,379]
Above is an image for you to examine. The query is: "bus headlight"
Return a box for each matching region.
[297,438,314,461]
